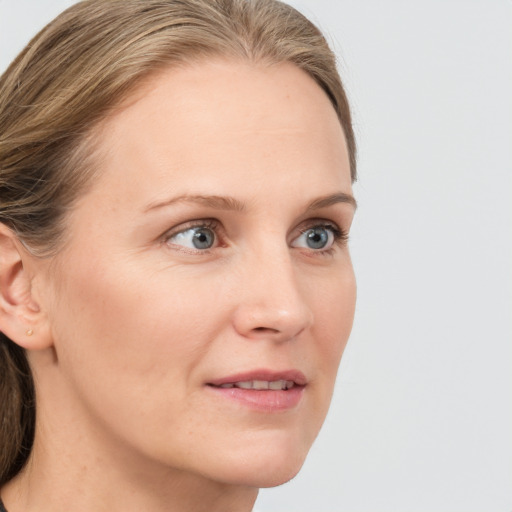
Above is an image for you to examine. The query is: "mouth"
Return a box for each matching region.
[209,379,296,390]
[205,370,307,412]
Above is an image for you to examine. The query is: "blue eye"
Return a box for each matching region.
[167,225,216,250]
[292,226,337,250]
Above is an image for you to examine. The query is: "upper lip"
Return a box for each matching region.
[207,369,308,387]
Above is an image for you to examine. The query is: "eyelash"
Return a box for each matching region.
[162,219,221,253]
[161,218,348,255]
[298,222,348,256]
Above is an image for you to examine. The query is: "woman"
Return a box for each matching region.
[0,0,357,511]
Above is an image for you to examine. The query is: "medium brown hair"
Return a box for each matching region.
[0,0,356,485]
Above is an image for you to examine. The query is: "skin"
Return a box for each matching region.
[0,59,356,512]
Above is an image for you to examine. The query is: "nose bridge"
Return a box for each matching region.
[232,238,313,341]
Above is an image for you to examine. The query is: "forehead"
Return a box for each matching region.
[82,58,351,209]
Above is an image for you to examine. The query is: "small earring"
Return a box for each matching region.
[26,329,34,336]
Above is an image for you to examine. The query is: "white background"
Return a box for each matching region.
[1,1,511,511]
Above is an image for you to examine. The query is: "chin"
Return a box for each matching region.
[252,459,306,488]
[202,431,313,489]
[215,456,307,489]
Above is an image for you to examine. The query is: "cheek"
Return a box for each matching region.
[301,263,356,427]
[47,254,223,404]
[44,254,238,470]
[311,263,356,361]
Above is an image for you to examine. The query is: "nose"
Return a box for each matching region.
[231,250,313,343]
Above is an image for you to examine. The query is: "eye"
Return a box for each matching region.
[166,223,217,250]
[291,224,341,251]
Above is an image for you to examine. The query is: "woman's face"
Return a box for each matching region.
[36,59,356,488]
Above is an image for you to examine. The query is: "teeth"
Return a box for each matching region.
[217,380,295,390]
[252,380,269,390]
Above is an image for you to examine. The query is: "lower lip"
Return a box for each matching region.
[206,385,305,412]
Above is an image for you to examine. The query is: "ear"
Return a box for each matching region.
[0,224,53,350]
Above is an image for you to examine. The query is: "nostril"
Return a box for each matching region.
[253,326,279,333]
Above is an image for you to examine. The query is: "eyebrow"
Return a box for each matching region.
[305,192,357,211]
[144,191,356,213]
[144,194,246,213]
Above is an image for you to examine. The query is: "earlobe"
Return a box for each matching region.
[0,224,53,350]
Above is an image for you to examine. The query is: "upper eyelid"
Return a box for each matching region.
[298,219,339,230]
[162,218,220,238]
[162,217,342,235]
[295,218,345,234]
[295,223,347,242]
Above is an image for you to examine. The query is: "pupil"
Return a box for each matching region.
[192,228,214,249]
[307,228,328,249]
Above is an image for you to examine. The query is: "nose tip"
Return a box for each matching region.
[231,268,313,342]
[233,304,312,342]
